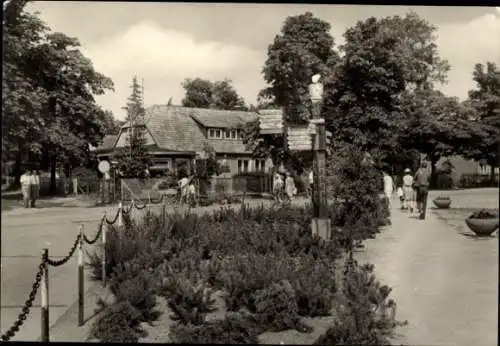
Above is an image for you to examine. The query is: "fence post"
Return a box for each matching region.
[118,201,123,227]
[41,248,49,342]
[102,213,107,287]
[78,225,84,327]
[147,192,151,214]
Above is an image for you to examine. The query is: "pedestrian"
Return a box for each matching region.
[30,170,41,207]
[396,185,405,209]
[402,168,416,213]
[414,162,431,220]
[285,172,297,201]
[308,170,314,198]
[383,171,394,210]
[20,169,32,208]
[177,174,190,205]
[272,172,284,203]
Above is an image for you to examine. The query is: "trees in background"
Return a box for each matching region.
[2,0,115,192]
[464,62,500,183]
[114,76,152,179]
[181,78,247,110]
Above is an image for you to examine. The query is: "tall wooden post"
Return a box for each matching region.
[309,76,331,240]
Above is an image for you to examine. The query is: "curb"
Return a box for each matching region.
[37,282,109,342]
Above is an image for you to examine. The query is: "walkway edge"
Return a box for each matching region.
[37,281,109,342]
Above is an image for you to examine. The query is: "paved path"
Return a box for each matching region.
[355,188,499,346]
[0,197,144,341]
[0,196,279,341]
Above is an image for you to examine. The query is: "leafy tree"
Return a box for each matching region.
[464,62,500,183]
[114,76,152,179]
[399,89,478,187]
[323,12,451,172]
[102,110,122,135]
[322,16,407,156]
[3,0,114,191]
[212,79,246,110]
[378,11,450,90]
[242,12,338,172]
[181,78,246,110]
[181,78,213,108]
[261,12,339,124]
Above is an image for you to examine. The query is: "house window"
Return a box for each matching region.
[231,130,237,139]
[209,129,216,138]
[215,129,222,138]
[225,130,231,139]
[238,160,249,173]
[255,160,266,172]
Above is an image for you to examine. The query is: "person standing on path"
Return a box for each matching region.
[272,172,284,204]
[30,170,40,207]
[20,169,32,208]
[383,171,394,210]
[285,172,297,201]
[414,162,431,220]
[402,168,416,213]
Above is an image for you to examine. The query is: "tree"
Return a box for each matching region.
[2,1,114,192]
[322,16,407,155]
[242,12,338,172]
[181,78,247,110]
[181,78,213,108]
[322,12,452,171]
[101,110,121,135]
[114,76,152,179]
[399,89,478,187]
[465,62,500,183]
[261,12,339,124]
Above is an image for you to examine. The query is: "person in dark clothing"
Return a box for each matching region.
[414,162,431,220]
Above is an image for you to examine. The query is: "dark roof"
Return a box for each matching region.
[96,105,257,155]
[189,108,257,128]
[96,135,118,152]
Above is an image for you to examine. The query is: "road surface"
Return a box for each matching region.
[355,188,499,346]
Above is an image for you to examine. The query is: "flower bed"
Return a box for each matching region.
[86,193,405,344]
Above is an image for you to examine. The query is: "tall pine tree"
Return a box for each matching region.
[114,76,152,179]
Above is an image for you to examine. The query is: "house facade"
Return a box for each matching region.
[95,105,273,178]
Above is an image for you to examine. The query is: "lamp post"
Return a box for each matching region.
[309,74,331,240]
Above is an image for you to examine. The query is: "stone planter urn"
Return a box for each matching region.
[465,210,499,237]
[433,196,451,209]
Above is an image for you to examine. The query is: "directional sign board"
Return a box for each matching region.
[287,126,313,151]
[258,109,284,135]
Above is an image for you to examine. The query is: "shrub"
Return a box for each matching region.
[159,273,217,326]
[89,301,145,343]
[291,256,337,317]
[169,312,260,344]
[217,254,297,312]
[314,253,406,345]
[253,279,312,333]
[112,268,160,323]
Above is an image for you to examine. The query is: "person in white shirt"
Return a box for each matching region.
[383,171,394,210]
[308,170,314,197]
[30,170,40,207]
[285,172,297,201]
[20,169,32,208]
[272,172,284,203]
[178,175,190,205]
[402,168,415,213]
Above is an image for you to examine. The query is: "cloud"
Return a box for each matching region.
[83,20,266,120]
[435,13,500,99]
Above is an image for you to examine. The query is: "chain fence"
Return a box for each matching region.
[0,194,167,341]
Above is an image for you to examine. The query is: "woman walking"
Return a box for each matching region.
[383,171,394,210]
[402,168,416,213]
[285,172,297,202]
[272,172,284,203]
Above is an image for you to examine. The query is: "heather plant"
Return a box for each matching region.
[89,301,145,343]
[169,312,261,344]
[253,279,312,333]
[159,273,217,326]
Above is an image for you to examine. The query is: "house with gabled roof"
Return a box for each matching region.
[95,105,271,177]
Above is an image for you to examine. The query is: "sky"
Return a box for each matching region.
[27,2,500,121]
